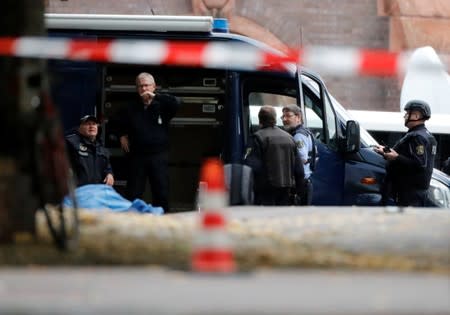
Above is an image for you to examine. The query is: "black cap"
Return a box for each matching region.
[79,115,98,124]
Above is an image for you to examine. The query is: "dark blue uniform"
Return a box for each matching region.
[383,124,437,206]
[119,93,180,213]
[65,132,113,187]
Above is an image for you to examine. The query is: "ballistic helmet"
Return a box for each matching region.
[404,100,431,120]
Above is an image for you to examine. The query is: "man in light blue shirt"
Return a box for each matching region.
[282,105,317,205]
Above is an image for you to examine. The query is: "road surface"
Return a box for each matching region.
[0,267,449,315]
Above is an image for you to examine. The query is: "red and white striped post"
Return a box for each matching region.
[191,158,236,273]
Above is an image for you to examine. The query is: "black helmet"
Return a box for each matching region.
[404,100,431,120]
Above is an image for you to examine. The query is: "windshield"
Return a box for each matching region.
[329,95,379,147]
[301,73,379,148]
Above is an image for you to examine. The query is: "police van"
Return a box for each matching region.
[45,13,450,210]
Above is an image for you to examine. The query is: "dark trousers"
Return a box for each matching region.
[396,189,428,207]
[126,151,170,213]
[297,178,313,205]
[382,178,428,207]
[255,186,291,206]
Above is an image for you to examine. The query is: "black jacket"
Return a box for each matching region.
[386,124,437,191]
[119,93,180,154]
[245,126,304,190]
[65,132,113,186]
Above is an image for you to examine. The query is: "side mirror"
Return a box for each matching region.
[345,120,360,153]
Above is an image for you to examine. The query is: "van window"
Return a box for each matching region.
[244,72,340,151]
[242,75,299,137]
[323,92,337,148]
[301,74,338,149]
[304,92,324,142]
[249,92,296,127]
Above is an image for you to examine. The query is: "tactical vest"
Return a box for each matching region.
[294,125,317,171]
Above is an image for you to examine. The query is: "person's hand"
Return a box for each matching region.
[104,173,114,186]
[383,148,399,161]
[374,145,384,155]
[140,91,155,104]
[120,135,130,153]
[374,145,398,160]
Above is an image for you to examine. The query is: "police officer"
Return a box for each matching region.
[374,100,437,207]
[65,115,114,187]
[281,105,317,205]
[119,72,180,213]
[244,105,303,205]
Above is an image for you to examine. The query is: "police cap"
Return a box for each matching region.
[79,115,98,124]
[404,100,431,120]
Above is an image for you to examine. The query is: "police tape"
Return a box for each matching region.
[0,36,447,76]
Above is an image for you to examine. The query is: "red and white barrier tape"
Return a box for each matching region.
[0,37,447,76]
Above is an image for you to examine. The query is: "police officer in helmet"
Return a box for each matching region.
[375,100,437,207]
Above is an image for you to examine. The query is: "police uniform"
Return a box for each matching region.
[384,124,437,206]
[119,93,180,213]
[291,124,317,205]
[65,132,113,186]
[245,126,303,205]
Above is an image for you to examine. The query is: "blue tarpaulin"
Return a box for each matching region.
[63,184,164,215]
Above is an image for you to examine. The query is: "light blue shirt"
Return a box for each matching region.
[293,131,313,179]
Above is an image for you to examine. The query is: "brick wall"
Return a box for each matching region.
[46,0,400,111]
[378,0,450,56]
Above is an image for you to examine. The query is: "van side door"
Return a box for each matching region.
[299,71,388,206]
[298,72,346,205]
